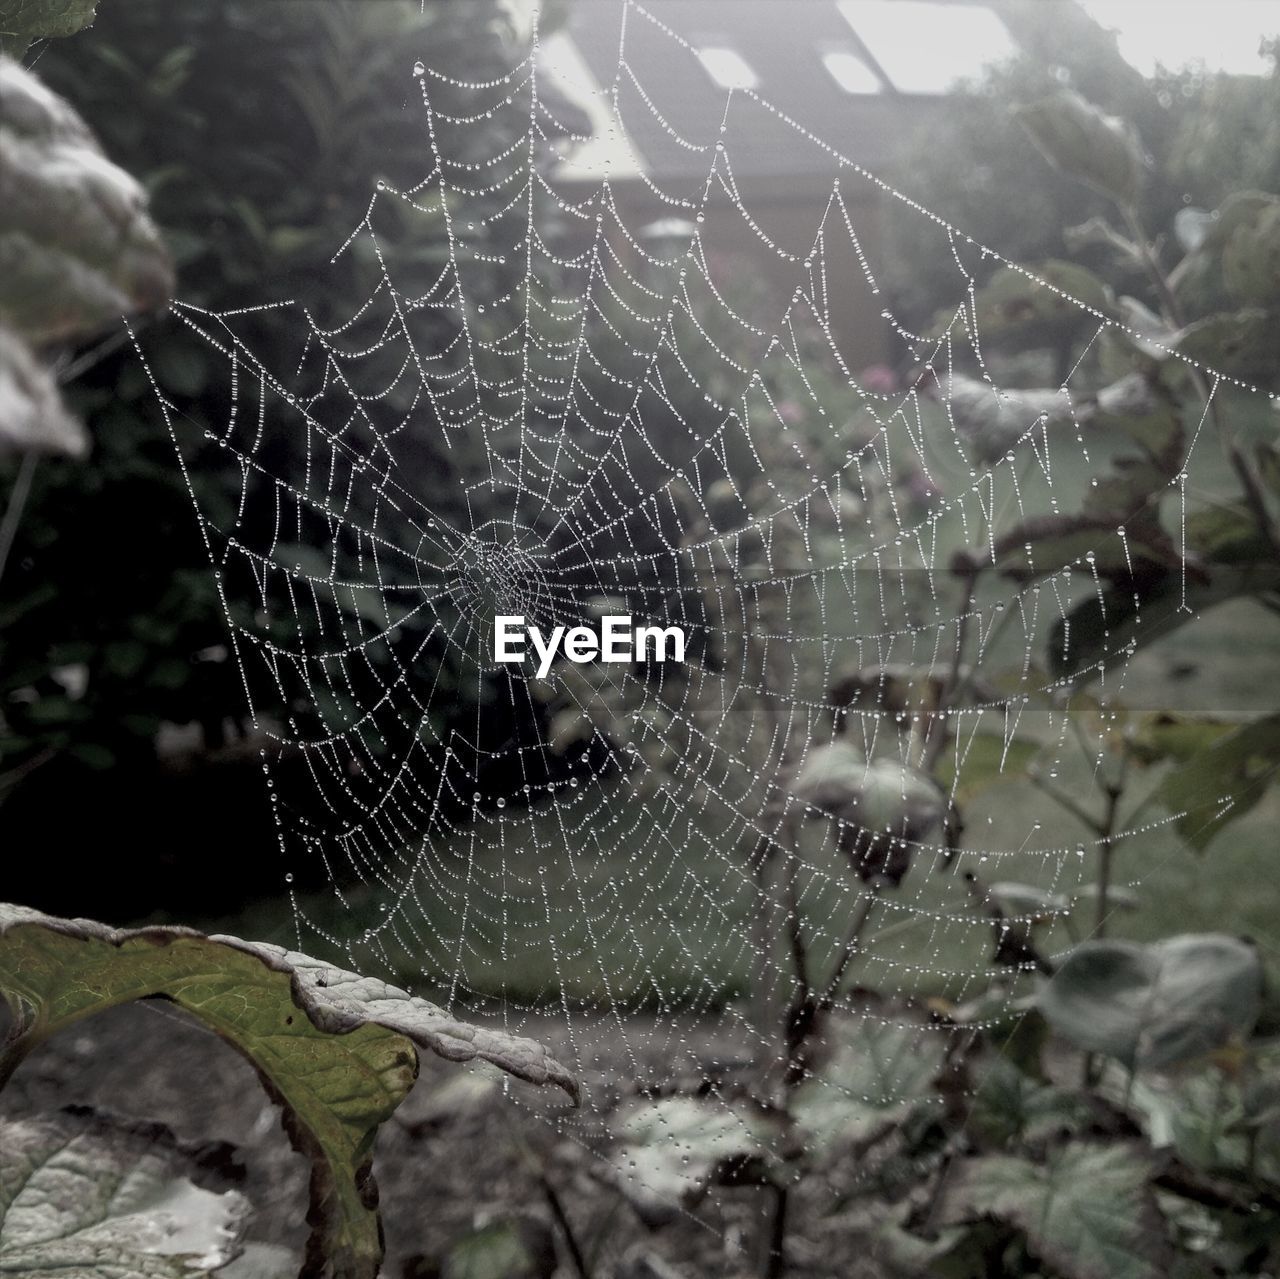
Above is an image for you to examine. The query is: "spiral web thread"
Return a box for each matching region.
[137,0,1271,1224]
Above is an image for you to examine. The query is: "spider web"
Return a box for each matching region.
[135,0,1267,1232]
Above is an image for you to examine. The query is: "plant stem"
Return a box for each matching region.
[822,883,881,1006]
[1095,830,1114,938]
[1121,204,1280,557]
[921,566,978,774]
[0,452,38,589]
[759,1182,788,1279]
[1094,744,1129,940]
[541,1173,591,1279]
[1029,768,1102,834]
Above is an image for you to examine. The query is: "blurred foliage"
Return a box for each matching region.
[882,0,1280,334]
[0,0,535,786]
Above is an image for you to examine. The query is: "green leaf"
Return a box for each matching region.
[943,1144,1170,1279]
[1155,713,1280,850]
[0,320,87,457]
[0,58,173,346]
[0,0,97,44]
[968,1056,1090,1147]
[792,1018,945,1153]
[1050,564,1280,683]
[1174,310,1280,384]
[991,511,1179,585]
[0,904,577,1279]
[1088,372,1183,465]
[1015,91,1145,205]
[1118,1069,1253,1175]
[1170,194,1280,319]
[0,1108,249,1276]
[1125,713,1237,767]
[1037,934,1263,1071]
[1220,193,1280,307]
[963,259,1112,345]
[853,1203,1009,1279]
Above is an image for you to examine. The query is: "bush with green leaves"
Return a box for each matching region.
[575,67,1280,1279]
[0,0,541,799]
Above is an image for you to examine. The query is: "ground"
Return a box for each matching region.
[1,1001,844,1278]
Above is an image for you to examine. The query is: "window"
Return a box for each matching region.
[696,46,759,91]
[822,49,882,95]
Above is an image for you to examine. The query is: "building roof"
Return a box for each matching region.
[545,1,1016,184]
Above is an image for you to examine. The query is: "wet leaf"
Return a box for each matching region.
[0,904,577,1279]
[1088,372,1182,465]
[991,510,1179,585]
[968,1056,1090,1146]
[0,1107,249,1276]
[1049,563,1280,683]
[1037,934,1262,1071]
[608,1095,779,1224]
[792,1018,945,1152]
[1186,505,1273,565]
[943,1144,1170,1279]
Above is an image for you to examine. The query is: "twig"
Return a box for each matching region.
[0,452,38,588]
[1029,767,1102,834]
[1121,204,1280,557]
[921,565,979,774]
[822,883,882,1005]
[541,1172,591,1279]
[760,1182,788,1279]
[1094,782,1122,939]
